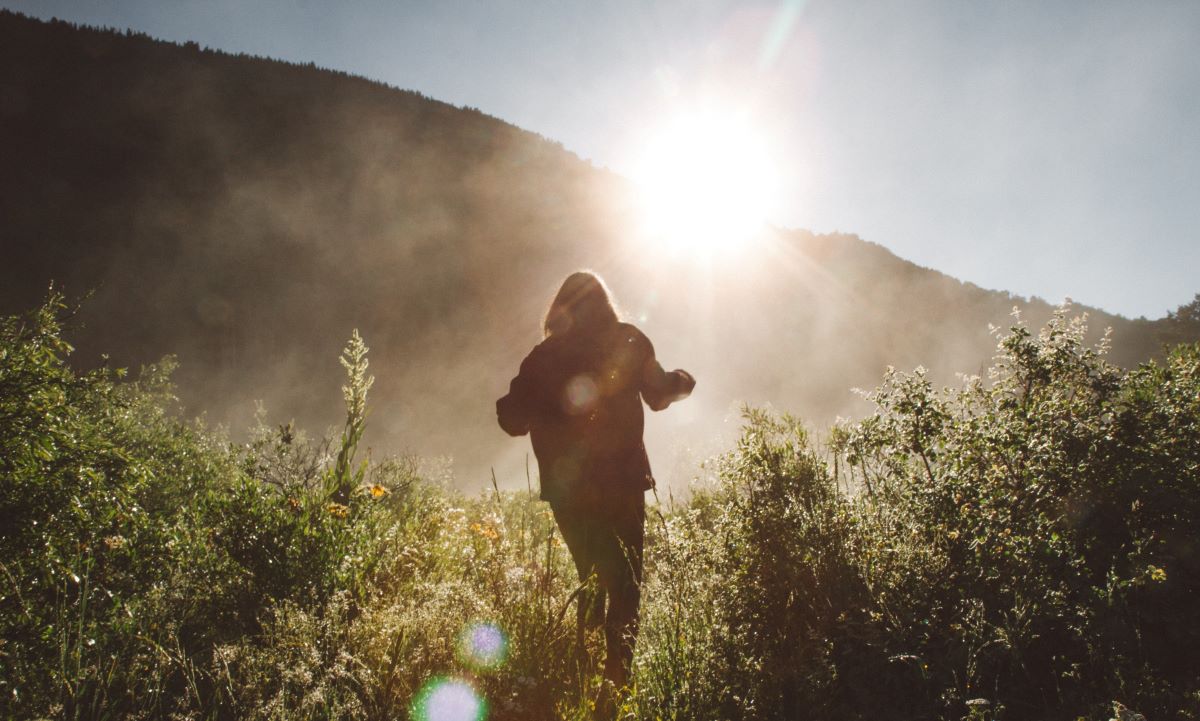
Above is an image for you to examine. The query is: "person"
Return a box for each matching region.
[496,270,695,692]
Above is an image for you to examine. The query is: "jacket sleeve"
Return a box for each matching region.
[639,333,696,412]
[497,350,539,436]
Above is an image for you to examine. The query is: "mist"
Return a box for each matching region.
[0,11,1183,494]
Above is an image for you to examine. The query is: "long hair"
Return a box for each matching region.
[543,271,620,337]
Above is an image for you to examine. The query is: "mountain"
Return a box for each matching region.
[0,11,1190,489]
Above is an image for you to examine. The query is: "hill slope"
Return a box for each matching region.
[0,11,1187,488]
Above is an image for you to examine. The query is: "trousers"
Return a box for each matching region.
[552,493,645,688]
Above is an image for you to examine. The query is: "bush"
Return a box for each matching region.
[832,310,1200,718]
[0,294,412,718]
[3,295,1196,720]
[628,309,1199,721]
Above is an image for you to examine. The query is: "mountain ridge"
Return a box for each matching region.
[1,10,1189,489]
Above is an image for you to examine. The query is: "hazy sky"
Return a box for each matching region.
[6,0,1198,318]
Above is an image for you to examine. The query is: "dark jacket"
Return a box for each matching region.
[497,322,694,507]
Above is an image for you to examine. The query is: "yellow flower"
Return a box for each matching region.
[470,522,499,540]
[369,484,389,498]
[327,502,350,518]
[1148,565,1167,583]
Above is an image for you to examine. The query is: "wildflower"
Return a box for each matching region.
[104,535,126,550]
[368,484,389,498]
[327,502,350,518]
[471,522,499,540]
[947,530,960,541]
[1148,565,1167,582]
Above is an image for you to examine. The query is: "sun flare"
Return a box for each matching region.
[631,109,780,255]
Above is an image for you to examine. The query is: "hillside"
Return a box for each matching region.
[0,11,1188,489]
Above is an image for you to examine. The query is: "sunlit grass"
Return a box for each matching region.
[4,294,1198,720]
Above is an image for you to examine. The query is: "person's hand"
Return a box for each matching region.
[673,369,696,398]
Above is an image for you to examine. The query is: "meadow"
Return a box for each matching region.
[2,292,1197,720]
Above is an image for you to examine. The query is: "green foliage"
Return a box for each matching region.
[834,310,1200,719]
[0,296,403,718]
[626,309,1199,721]
[0,295,592,720]
[3,295,1197,720]
[1159,293,1200,348]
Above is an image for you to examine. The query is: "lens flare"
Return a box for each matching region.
[563,374,598,415]
[411,677,486,721]
[458,621,509,671]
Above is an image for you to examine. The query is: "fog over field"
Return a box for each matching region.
[0,11,1189,491]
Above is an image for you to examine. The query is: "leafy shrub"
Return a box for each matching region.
[4,295,1196,720]
[0,294,410,718]
[833,311,1200,718]
[628,309,1199,721]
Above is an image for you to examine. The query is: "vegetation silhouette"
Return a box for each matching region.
[3,293,1198,719]
[497,271,694,699]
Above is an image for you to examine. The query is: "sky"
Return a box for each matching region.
[5,0,1198,319]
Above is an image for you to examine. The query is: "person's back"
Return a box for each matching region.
[498,320,690,507]
[495,271,694,696]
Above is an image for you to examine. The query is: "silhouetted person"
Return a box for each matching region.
[496,271,695,693]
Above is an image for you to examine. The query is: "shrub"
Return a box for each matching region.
[4,294,1196,720]
[0,294,407,718]
[628,309,1199,721]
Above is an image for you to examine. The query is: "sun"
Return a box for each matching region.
[631,109,780,255]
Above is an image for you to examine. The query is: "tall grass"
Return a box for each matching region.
[2,295,1197,719]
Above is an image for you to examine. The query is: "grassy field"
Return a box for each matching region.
[2,293,1198,720]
